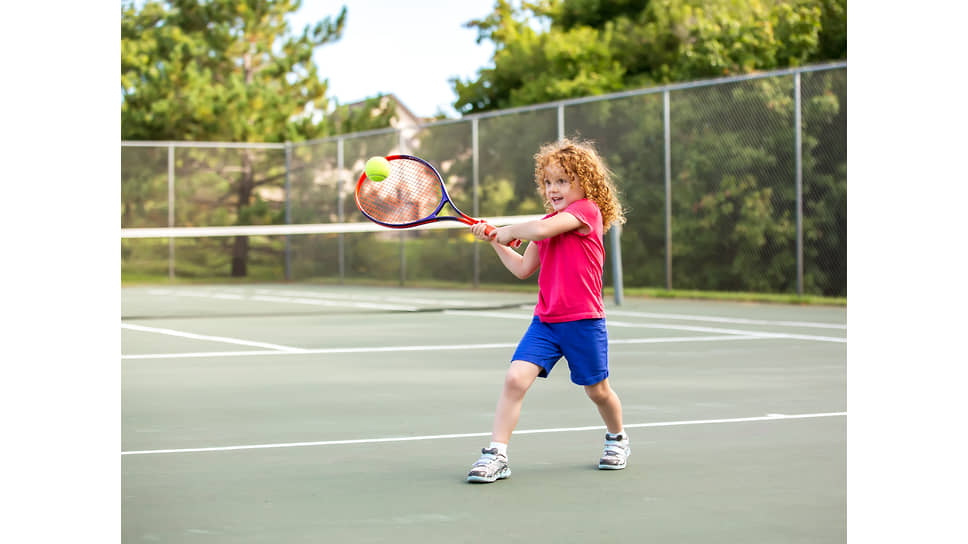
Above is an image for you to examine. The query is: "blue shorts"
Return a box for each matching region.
[511,316,609,386]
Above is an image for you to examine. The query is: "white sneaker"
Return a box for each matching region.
[466,447,511,483]
[598,432,630,470]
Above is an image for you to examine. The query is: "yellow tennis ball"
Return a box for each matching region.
[365,156,391,182]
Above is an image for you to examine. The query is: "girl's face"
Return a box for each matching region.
[541,162,586,213]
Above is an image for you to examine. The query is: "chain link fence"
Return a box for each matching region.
[122,62,846,297]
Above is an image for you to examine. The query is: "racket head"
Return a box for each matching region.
[355,154,465,228]
[355,154,521,248]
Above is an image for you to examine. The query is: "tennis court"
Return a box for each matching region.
[121,284,846,543]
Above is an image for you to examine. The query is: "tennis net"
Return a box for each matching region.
[121,216,548,287]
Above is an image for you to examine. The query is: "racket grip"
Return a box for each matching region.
[482,223,522,249]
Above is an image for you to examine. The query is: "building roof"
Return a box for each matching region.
[343,93,426,126]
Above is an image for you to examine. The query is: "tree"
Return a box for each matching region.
[453,0,844,114]
[446,0,846,295]
[121,0,393,276]
[121,0,349,142]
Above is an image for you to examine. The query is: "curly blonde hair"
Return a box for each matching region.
[533,138,626,231]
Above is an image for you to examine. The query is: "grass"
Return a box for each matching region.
[614,286,845,306]
[121,273,845,307]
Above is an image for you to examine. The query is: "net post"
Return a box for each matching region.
[610,224,624,306]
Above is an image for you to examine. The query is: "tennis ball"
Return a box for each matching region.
[365,156,391,182]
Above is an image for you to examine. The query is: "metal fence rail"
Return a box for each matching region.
[122,62,846,298]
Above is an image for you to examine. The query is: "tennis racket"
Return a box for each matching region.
[355,154,522,248]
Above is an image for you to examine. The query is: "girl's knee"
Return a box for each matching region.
[584,380,613,404]
[504,361,539,394]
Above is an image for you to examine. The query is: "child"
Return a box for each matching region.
[466,138,628,483]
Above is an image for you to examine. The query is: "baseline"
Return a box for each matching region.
[121,411,846,456]
[121,323,306,352]
[121,334,767,360]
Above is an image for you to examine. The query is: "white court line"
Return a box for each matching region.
[249,294,418,311]
[141,288,843,330]
[609,321,847,343]
[444,310,847,343]
[121,308,844,360]
[252,288,511,308]
[608,310,846,329]
[466,306,845,331]
[145,288,525,311]
[146,289,419,312]
[122,350,301,360]
[121,411,846,456]
[121,342,517,360]
[120,335,767,360]
[121,323,306,353]
[612,335,765,345]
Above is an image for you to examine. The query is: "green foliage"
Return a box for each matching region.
[121,1,403,140]
[121,147,170,228]
[551,0,651,30]
[454,0,844,114]
[122,1,400,276]
[122,0,343,142]
[817,0,847,60]
[673,173,795,291]
[441,1,846,296]
[120,1,846,296]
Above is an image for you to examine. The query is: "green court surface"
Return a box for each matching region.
[122,284,846,543]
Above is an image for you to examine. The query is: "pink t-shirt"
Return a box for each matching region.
[532,199,605,323]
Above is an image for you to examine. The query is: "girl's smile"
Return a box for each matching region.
[542,163,586,212]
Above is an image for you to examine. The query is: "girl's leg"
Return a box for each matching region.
[586,378,630,469]
[584,377,624,434]
[490,360,543,444]
[468,360,543,483]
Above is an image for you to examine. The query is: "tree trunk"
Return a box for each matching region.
[231,234,249,277]
[231,151,254,277]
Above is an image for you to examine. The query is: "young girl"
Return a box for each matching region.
[466,138,628,483]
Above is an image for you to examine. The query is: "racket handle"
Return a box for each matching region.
[482,223,522,249]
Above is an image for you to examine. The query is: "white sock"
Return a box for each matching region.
[489,441,508,457]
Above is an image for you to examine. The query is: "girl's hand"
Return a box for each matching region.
[490,225,517,247]
[469,221,495,242]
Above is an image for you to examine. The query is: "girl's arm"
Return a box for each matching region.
[489,240,539,279]
[469,213,586,279]
[493,213,586,244]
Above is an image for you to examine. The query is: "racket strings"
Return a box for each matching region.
[357,159,443,225]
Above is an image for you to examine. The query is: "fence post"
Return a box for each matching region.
[338,138,346,284]
[794,71,804,296]
[398,130,407,286]
[284,142,292,281]
[168,144,175,281]
[663,90,672,290]
[557,103,565,141]
[472,118,480,288]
